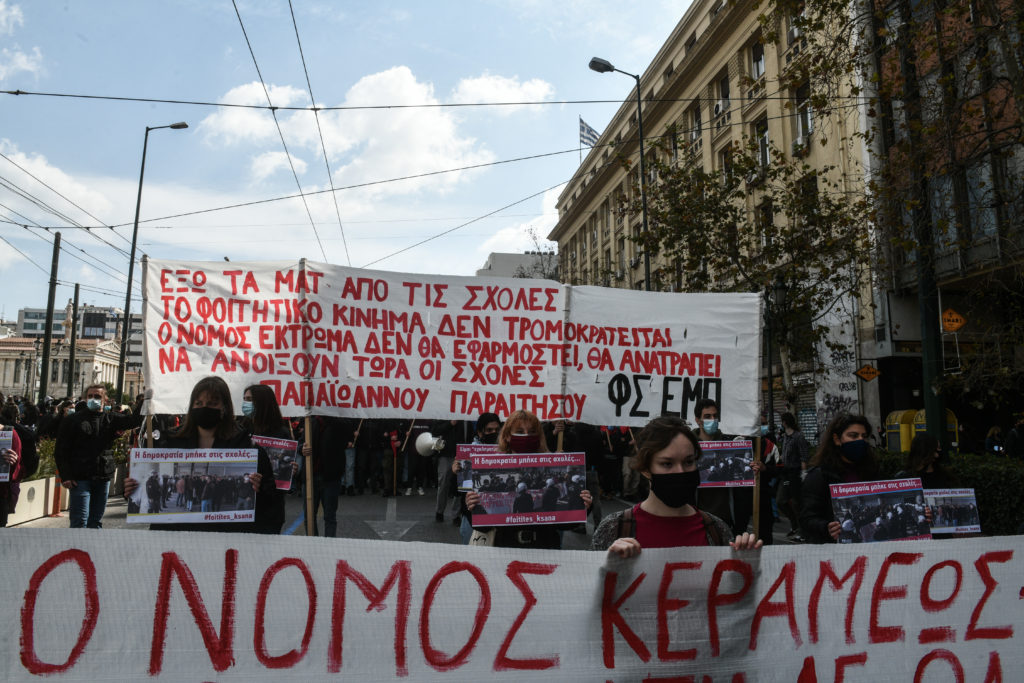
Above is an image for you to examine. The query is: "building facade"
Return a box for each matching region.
[548,0,872,436]
[0,337,122,401]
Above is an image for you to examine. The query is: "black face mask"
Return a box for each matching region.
[840,439,870,463]
[479,432,498,444]
[192,406,222,430]
[649,470,701,508]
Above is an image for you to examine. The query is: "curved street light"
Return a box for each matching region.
[589,57,651,291]
[116,122,188,402]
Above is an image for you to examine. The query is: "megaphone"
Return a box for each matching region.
[415,432,446,456]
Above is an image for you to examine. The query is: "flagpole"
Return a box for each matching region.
[579,116,583,164]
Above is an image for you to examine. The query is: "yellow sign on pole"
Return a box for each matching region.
[942,308,966,333]
[854,364,881,382]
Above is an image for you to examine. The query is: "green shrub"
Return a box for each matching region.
[878,449,1024,535]
[25,432,134,482]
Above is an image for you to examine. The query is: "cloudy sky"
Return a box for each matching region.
[0,0,690,319]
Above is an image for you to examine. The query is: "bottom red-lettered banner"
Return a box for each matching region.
[1,529,1021,681]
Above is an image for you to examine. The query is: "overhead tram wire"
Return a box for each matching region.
[288,0,351,266]
[1,88,872,111]
[361,179,569,269]
[232,0,327,261]
[0,173,132,258]
[0,232,48,274]
[0,150,134,249]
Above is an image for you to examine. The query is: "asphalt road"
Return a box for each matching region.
[13,485,799,548]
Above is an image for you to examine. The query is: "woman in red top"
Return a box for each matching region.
[592,416,761,555]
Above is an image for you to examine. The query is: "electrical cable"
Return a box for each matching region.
[288,0,351,266]
[232,0,327,261]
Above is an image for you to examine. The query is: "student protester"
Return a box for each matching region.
[465,410,592,549]
[398,419,432,496]
[240,383,297,534]
[694,398,773,543]
[898,433,958,489]
[54,384,143,529]
[777,412,809,541]
[302,416,355,537]
[800,413,882,543]
[0,405,25,528]
[123,376,273,532]
[456,412,501,544]
[592,416,762,555]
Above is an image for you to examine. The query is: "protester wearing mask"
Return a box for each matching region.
[456,413,501,544]
[799,413,880,543]
[123,376,274,532]
[592,416,761,555]
[465,409,592,549]
[54,384,143,529]
[240,383,296,534]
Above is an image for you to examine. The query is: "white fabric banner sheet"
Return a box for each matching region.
[2,530,1021,681]
[143,260,761,431]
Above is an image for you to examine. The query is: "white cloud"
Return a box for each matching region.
[450,73,555,115]
[0,0,24,34]
[478,185,563,256]
[0,140,115,222]
[250,151,307,183]
[199,82,308,146]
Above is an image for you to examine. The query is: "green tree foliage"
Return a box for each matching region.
[632,137,871,400]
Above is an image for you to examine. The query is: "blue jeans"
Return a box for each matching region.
[313,478,341,537]
[343,448,355,487]
[68,480,110,529]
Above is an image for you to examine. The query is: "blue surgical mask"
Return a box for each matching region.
[703,419,719,434]
[103,404,112,413]
[241,400,254,417]
[760,425,769,436]
[86,398,102,412]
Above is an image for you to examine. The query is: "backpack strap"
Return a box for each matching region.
[616,505,636,539]
[700,510,723,546]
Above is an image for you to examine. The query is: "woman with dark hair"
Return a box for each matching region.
[900,433,958,489]
[592,416,761,556]
[465,409,592,549]
[799,413,879,543]
[124,376,274,532]
[240,383,295,534]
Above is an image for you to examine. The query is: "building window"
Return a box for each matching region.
[750,42,765,79]
[717,73,731,113]
[689,106,702,141]
[795,82,814,141]
[754,117,770,168]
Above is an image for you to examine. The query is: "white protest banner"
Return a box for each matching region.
[2,530,1022,681]
[144,260,761,432]
[925,488,982,535]
[127,448,259,524]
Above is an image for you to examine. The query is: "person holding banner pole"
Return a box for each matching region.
[592,416,761,555]
[123,377,274,533]
[239,384,295,534]
[465,410,592,549]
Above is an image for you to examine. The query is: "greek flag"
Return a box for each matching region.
[579,117,600,147]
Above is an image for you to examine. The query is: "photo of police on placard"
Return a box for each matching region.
[470,452,587,526]
[830,479,932,543]
[697,440,755,487]
[251,435,298,491]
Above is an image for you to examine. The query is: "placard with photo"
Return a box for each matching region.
[470,451,587,526]
[830,478,931,543]
[697,440,754,487]
[0,431,11,483]
[923,488,981,535]
[456,443,498,491]
[251,435,298,491]
[127,448,259,524]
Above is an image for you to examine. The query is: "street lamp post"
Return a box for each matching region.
[589,56,651,291]
[116,122,188,402]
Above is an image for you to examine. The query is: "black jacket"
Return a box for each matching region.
[54,408,141,481]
